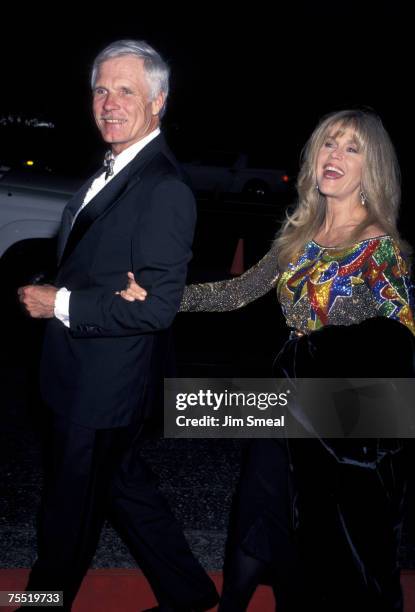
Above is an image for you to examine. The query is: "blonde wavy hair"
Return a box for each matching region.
[274,109,409,270]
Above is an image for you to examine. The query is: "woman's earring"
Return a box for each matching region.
[315,183,320,192]
[360,190,367,206]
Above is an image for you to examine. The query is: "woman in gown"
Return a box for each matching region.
[120,109,415,611]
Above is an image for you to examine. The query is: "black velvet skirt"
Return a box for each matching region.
[227,317,415,611]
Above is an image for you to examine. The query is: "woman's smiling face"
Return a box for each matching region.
[316,124,365,203]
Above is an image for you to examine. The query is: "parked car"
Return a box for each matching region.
[180,150,292,199]
[0,167,81,260]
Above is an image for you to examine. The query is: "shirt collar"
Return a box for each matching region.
[111,128,161,174]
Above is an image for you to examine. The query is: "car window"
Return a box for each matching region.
[246,152,283,169]
[182,151,237,167]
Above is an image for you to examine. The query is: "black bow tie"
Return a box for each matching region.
[103,150,115,180]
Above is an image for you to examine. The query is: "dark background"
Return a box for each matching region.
[0,2,412,217]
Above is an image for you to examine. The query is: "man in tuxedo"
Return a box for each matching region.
[18,39,218,611]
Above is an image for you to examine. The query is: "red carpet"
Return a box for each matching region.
[0,569,414,611]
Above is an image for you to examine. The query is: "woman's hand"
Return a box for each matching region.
[116,272,148,302]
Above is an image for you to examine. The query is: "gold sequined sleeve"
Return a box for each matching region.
[180,240,280,312]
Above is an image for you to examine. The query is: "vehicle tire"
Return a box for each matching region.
[0,238,57,364]
[242,179,270,201]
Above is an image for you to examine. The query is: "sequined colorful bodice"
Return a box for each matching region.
[181,234,414,337]
[277,236,415,335]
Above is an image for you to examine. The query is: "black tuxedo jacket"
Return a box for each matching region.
[40,135,196,428]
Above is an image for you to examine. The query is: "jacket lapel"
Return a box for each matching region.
[56,177,97,262]
[58,135,167,267]
[59,166,131,266]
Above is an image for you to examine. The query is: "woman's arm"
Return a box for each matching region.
[120,240,280,312]
[181,239,280,312]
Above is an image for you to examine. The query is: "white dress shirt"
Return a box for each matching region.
[54,128,161,327]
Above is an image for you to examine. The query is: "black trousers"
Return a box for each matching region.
[26,415,218,611]
[220,439,307,612]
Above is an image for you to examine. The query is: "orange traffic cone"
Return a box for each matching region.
[230,238,245,276]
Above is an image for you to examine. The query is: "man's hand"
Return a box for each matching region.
[116,272,148,302]
[17,285,58,318]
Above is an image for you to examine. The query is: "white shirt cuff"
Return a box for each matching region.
[54,287,71,328]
